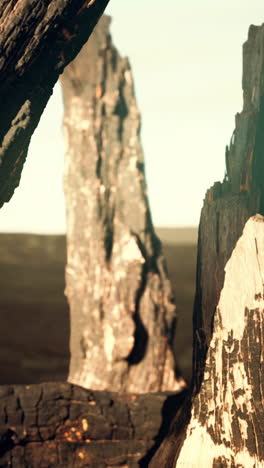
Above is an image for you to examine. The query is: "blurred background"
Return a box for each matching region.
[0,0,263,385]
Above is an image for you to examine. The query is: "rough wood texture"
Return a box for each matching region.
[0,0,109,207]
[194,26,264,391]
[175,215,264,467]
[174,215,264,468]
[61,16,183,393]
[193,24,264,394]
[0,382,186,467]
[150,23,264,468]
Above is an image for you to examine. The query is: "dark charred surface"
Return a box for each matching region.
[151,22,264,468]
[0,0,109,207]
[193,190,259,393]
[0,229,196,465]
[0,382,185,467]
[193,23,264,394]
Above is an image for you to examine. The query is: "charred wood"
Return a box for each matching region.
[0,0,109,206]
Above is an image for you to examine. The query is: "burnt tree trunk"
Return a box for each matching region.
[150,23,264,467]
[0,0,109,207]
[1,3,263,466]
[61,16,184,393]
[0,382,186,467]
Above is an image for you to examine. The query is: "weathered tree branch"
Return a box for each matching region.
[0,0,109,206]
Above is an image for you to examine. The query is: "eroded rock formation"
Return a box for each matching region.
[150,22,264,468]
[61,16,183,393]
[0,0,109,207]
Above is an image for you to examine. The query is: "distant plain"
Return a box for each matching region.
[0,228,197,386]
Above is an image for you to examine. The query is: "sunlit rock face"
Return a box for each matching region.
[61,16,183,393]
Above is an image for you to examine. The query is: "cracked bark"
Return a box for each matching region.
[174,215,264,467]
[1,2,263,466]
[150,23,264,468]
[0,0,109,206]
[0,382,186,467]
[61,15,184,393]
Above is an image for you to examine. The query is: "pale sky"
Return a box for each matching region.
[0,0,263,233]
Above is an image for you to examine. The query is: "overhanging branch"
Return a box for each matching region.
[0,0,109,206]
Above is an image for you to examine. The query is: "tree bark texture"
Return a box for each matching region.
[193,23,264,394]
[150,23,264,468]
[0,0,109,207]
[0,382,186,468]
[61,15,183,394]
[176,215,264,467]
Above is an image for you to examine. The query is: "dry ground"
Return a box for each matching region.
[0,228,197,386]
